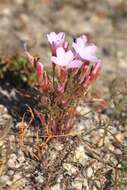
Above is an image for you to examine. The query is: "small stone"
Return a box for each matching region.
[54,142,63,151]
[57,175,63,183]
[83,178,89,189]
[95,180,101,188]
[14,0,24,5]
[9,135,15,142]
[8,154,20,169]
[97,138,104,147]
[115,149,122,155]
[18,149,25,163]
[0,175,10,183]
[93,186,98,190]
[76,106,91,116]
[0,105,7,113]
[75,119,86,131]
[51,183,61,190]
[8,170,15,176]
[108,144,115,151]
[72,178,83,190]
[115,133,124,143]
[13,173,22,182]
[74,145,88,165]
[63,163,77,175]
[35,172,44,183]
[87,167,93,178]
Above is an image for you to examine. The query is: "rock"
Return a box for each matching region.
[115,133,124,143]
[17,149,25,163]
[74,145,88,165]
[8,135,15,142]
[35,172,44,184]
[13,173,22,182]
[0,175,11,185]
[51,183,61,190]
[8,170,15,176]
[72,178,83,190]
[63,163,77,175]
[86,167,93,178]
[8,153,20,169]
[76,106,91,116]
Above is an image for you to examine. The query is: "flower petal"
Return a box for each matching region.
[58,32,65,40]
[36,62,43,82]
[76,35,87,47]
[67,60,83,69]
[65,50,74,64]
[84,45,98,54]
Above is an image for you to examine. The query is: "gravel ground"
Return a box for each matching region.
[0,0,127,189]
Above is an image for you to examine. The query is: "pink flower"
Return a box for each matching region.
[72,35,98,62]
[83,60,101,88]
[51,47,82,69]
[36,62,43,83]
[90,60,101,81]
[47,32,68,55]
[47,32,65,46]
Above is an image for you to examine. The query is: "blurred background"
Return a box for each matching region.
[0,0,127,90]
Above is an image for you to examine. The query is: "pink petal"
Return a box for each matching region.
[81,35,87,43]
[56,47,65,57]
[63,41,69,50]
[47,32,57,44]
[84,45,98,54]
[72,42,79,52]
[80,45,98,62]
[56,47,65,65]
[67,60,83,69]
[47,32,65,45]
[82,55,98,62]
[36,62,43,82]
[92,60,101,75]
[65,50,74,64]
[76,36,87,47]
[58,32,65,40]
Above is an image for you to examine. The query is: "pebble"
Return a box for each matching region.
[18,149,25,163]
[35,172,44,184]
[8,135,15,142]
[54,141,63,151]
[8,170,15,176]
[63,163,77,175]
[86,167,93,178]
[76,106,91,116]
[74,145,88,165]
[72,180,83,190]
[8,153,20,169]
[115,133,124,143]
[75,120,85,131]
[0,175,11,185]
[51,183,61,190]
[13,173,22,182]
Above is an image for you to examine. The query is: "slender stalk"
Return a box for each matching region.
[52,63,55,89]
